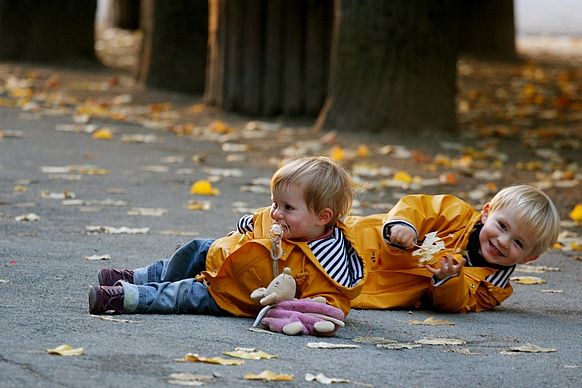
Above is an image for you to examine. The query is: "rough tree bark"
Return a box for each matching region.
[316,0,460,133]
[104,0,141,30]
[138,0,208,94]
[0,0,97,62]
[205,0,333,116]
[459,0,517,60]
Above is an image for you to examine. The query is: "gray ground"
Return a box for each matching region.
[1,96,580,387]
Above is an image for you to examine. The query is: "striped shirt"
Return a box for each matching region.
[236,215,364,287]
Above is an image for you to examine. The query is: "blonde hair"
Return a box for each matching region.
[270,156,353,227]
[488,185,561,256]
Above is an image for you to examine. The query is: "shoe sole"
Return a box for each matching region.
[97,270,107,286]
[88,286,98,314]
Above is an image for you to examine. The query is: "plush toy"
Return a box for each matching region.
[250,267,345,336]
[261,299,345,336]
[250,267,296,306]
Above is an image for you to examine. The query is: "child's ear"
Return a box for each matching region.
[481,202,491,223]
[317,208,333,225]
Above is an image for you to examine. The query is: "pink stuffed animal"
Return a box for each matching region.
[260,299,345,336]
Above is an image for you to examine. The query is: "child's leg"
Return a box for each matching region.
[101,238,214,286]
[121,278,224,315]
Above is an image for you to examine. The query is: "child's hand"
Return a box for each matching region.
[425,254,466,281]
[388,224,416,249]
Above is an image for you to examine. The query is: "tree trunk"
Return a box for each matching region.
[316,0,460,133]
[0,0,96,62]
[205,0,333,116]
[138,0,208,94]
[105,0,141,30]
[459,0,517,60]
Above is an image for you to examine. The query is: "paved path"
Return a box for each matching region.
[1,79,581,387]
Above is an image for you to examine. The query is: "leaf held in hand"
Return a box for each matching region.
[412,232,446,265]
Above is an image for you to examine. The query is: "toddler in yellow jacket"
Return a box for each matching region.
[352,185,561,312]
[89,157,385,328]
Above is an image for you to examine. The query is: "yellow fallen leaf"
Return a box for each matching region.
[570,204,582,223]
[393,171,412,183]
[92,128,113,140]
[178,353,243,365]
[356,144,369,157]
[510,276,546,285]
[409,316,455,326]
[243,370,294,381]
[329,146,346,161]
[47,344,84,356]
[223,348,277,360]
[187,199,211,211]
[190,180,220,196]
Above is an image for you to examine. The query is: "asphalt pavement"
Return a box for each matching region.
[1,86,581,387]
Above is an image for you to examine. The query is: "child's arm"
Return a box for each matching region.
[428,266,513,312]
[383,194,476,249]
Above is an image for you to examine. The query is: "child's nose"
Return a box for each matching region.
[272,208,283,219]
[498,234,510,247]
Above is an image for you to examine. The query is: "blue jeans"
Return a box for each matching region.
[121,238,226,315]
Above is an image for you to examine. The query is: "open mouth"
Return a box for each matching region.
[488,242,503,258]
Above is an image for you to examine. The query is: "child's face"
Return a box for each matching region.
[270,185,331,241]
[479,204,538,266]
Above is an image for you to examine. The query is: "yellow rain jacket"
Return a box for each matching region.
[352,194,513,313]
[197,207,385,317]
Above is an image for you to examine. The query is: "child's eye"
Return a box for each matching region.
[514,240,524,249]
[285,204,294,211]
[497,221,506,231]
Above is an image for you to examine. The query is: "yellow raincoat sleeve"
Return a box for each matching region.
[383,194,478,244]
[428,267,514,312]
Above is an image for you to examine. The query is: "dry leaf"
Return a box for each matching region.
[92,128,113,140]
[415,338,466,346]
[306,342,360,349]
[15,213,40,222]
[167,372,216,386]
[86,226,149,234]
[409,316,455,326]
[305,372,350,384]
[127,208,168,216]
[187,199,211,211]
[47,344,84,356]
[446,347,482,355]
[540,289,563,293]
[177,353,243,365]
[412,232,446,265]
[377,342,422,350]
[515,264,560,273]
[84,254,111,261]
[223,348,277,360]
[510,276,546,285]
[121,134,160,144]
[352,336,397,345]
[91,315,139,323]
[191,180,220,196]
[500,343,557,354]
[243,370,294,381]
[569,204,582,223]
